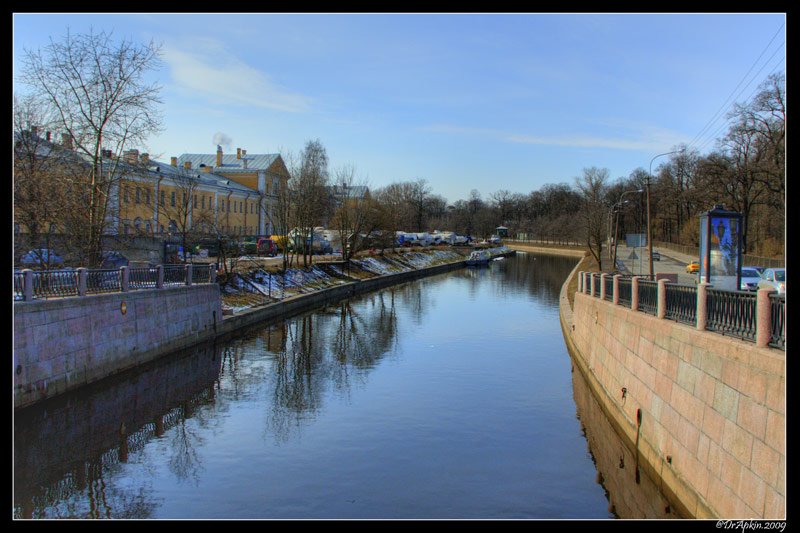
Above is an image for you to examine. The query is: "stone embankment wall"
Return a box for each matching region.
[559,266,785,518]
[14,285,223,409]
[14,259,466,410]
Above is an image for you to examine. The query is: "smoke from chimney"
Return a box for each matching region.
[213,132,233,150]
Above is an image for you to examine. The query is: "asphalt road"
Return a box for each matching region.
[611,243,699,285]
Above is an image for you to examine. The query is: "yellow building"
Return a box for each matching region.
[117,146,290,238]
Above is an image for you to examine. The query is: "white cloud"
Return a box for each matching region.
[424,122,687,153]
[163,40,311,113]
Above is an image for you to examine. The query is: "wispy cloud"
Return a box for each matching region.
[423,122,687,152]
[163,39,311,113]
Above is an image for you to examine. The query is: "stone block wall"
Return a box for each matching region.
[13,284,223,409]
[568,291,785,518]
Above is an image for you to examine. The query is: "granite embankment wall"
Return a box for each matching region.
[559,265,785,518]
[14,285,223,409]
[14,259,466,409]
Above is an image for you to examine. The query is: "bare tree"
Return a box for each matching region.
[18,28,163,267]
[575,167,610,271]
[13,94,70,267]
[154,168,215,263]
[330,164,373,261]
[291,139,331,267]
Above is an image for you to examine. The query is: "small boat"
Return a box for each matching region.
[465,250,490,266]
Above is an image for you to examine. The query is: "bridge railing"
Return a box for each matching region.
[577,271,785,351]
[13,263,217,302]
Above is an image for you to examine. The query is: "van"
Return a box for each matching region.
[257,238,278,257]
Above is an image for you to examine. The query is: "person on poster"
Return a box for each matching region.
[711,218,735,276]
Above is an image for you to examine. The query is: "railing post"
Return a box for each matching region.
[756,288,773,348]
[657,279,668,319]
[612,274,620,305]
[77,267,88,296]
[22,269,34,301]
[631,276,640,311]
[157,265,164,289]
[696,282,710,331]
[185,264,193,286]
[120,266,129,292]
[589,273,596,297]
[599,273,608,300]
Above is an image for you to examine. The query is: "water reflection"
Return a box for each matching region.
[14,253,677,519]
[571,357,682,518]
[13,342,223,518]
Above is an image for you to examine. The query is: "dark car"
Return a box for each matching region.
[100,251,129,269]
[651,251,661,261]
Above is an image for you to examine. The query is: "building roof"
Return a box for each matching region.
[146,159,256,194]
[178,153,280,173]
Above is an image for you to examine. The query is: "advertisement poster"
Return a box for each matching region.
[708,216,739,291]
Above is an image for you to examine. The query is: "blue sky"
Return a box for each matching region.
[13,13,786,203]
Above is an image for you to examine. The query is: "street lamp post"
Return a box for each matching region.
[612,189,644,272]
[648,150,685,280]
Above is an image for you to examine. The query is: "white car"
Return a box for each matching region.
[740,267,763,291]
[757,268,785,295]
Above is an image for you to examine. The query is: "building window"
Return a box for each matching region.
[169,220,178,233]
[234,201,237,213]
[194,194,198,209]
[134,217,143,231]
[124,187,130,203]
[160,190,165,207]
[145,220,151,233]
[202,196,205,209]
[171,191,176,207]
[136,188,141,204]
[145,190,151,205]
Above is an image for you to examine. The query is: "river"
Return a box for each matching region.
[13,252,675,519]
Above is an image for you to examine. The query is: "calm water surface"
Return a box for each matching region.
[16,253,628,519]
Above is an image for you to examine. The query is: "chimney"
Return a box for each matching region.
[243,158,248,170]
[140,153,149,165]
[236,147,242,159]
[216,145,223,167]
[170,157,178,167]
[184,161,192,170]
[123,149,139,165]
[61,133,73,150]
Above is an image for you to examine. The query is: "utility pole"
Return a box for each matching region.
[649,149,684,280]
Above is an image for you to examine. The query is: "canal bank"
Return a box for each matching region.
[558,261,785,518]
[14,252,471,410]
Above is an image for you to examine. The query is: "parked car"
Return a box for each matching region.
[757,268,785,295]
[257,238,278,257]
[686,261,700,274]
[740,267,763,291]
[20,248,64,268]
[651,251,661,261]
[100,251,129,269]
[744,265,766,277]
[239,240,258,255]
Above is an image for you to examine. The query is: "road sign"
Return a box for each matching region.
[628,250,639,260]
